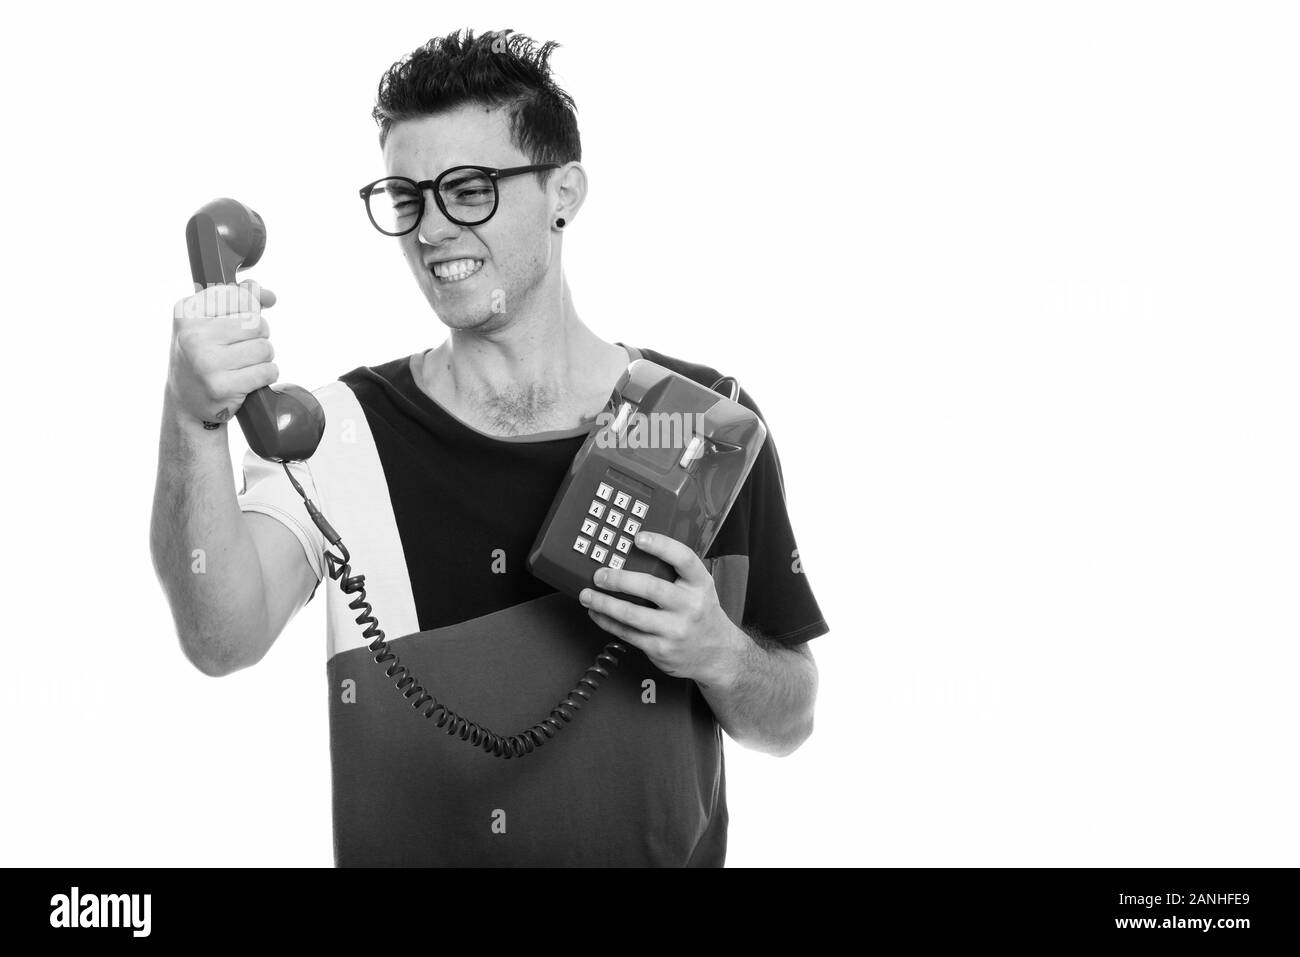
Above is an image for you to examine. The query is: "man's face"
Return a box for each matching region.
[382,105,557,332]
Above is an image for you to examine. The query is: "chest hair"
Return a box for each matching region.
[470,382,598,436]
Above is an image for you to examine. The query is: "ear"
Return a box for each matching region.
[551,162,588,227]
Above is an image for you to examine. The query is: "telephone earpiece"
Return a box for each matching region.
[185,197,266,285]
[185,198,325,462]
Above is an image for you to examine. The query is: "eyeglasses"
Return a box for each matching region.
[358,164,561,235]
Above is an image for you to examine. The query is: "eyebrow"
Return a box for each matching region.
[439,169,490,188]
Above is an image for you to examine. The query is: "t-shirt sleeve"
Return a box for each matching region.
[235,448,327,593]
[711,388,829,647]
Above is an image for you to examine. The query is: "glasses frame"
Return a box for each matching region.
[358,164,562,235]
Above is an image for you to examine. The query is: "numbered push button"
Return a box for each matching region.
[623,519,641,537]
[613,490,631,509]
[598,527,616,546]
[581,518,598,536]
[587,500,606,519]
[615,536,632,554]
[596,482,613,501]
[631,500,649,519]
[590,545,609,563]
[606,509,624,527]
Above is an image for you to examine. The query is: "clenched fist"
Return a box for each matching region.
[169,279,278,428]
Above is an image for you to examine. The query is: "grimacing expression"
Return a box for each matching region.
[383,106,559,331]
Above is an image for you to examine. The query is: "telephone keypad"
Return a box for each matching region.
[576,480,651,569]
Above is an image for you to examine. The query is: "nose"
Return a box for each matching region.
[417,191,461,246]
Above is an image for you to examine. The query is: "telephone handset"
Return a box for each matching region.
[183,198,764,760]
[185,198,325,461]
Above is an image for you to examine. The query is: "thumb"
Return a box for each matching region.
[238,279,277,309]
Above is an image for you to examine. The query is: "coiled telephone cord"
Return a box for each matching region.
[283,462,628,759]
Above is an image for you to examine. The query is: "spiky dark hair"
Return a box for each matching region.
[372,28,581,176]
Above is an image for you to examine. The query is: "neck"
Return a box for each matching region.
[442,275,593,392]
[416,274,630,434]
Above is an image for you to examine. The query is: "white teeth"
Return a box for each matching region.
[431,258,483,282]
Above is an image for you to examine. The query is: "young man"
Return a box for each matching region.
[151,29,827,867]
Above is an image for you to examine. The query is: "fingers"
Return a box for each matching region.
[585,608,657,655]
[173,282,274,346]
[630,531,709,587]
[212,361,280,399]
[223,336,276,370]
[212,313,271,344]
[591,566,680,610]
[579,586,666,636]
[174,281,276,322]
[186,331,273,377]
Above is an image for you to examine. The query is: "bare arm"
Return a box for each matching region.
[150,280,315,676]
[149,388,314,675]
[696,630,818,757]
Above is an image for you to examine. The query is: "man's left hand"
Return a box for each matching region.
[579,531,745,687]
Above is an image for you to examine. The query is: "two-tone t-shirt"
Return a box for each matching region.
[236,344,828,866]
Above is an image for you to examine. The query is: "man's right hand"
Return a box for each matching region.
[169,279,279,428]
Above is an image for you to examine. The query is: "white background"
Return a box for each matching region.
[1,0,1296,867]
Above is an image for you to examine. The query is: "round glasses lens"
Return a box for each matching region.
[367,179,422,234]
[438,169,496,225]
